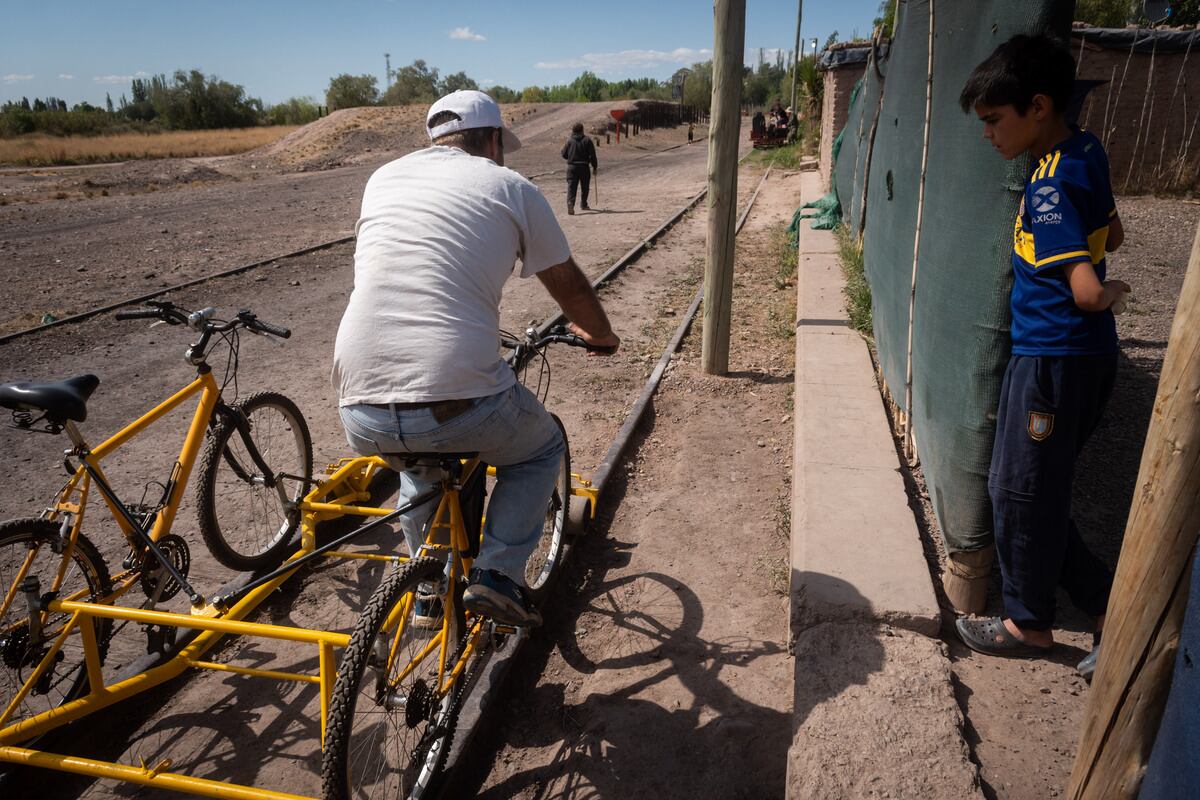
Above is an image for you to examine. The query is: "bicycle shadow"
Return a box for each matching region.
[454,562,791,799]
[444,457,889,800]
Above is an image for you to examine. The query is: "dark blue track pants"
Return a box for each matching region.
[988,354,1117,630]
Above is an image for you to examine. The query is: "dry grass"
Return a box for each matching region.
[0,127,301,166]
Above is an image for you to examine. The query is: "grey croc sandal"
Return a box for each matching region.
[955,616,1052,658]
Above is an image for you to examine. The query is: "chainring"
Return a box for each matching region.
[139,533,190,602]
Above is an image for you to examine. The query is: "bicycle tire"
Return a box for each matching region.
[323,557,465,800]
[523,414,570,602]
[0,518,111,723]
[196,391,313,572]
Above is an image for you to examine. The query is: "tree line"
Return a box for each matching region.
[0,69,322,138]
[324,60,679,111]
[328,56,824,117]
[1,52,829,140]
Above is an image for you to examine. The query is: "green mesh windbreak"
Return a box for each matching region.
[834,71,885,236]
[832,0,1073,553]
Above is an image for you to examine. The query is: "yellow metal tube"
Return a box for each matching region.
[0,745,315,800]
[300,501,396,517]
[89,375,210,459]
[321,551,403,563]
[53,600,351,647]
[183,660,320,685]
[319,642,334,748]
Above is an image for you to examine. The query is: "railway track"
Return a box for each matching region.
[0,156,778,799]
[442,161,775,787]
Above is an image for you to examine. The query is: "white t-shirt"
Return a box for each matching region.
[332,146,571,405]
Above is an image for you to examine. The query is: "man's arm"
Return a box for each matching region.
[535,258,620,352]
[1063,260,1130,312]
[561,141,570,160]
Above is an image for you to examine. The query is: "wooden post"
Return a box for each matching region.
[702,0,746,375]
[1067,220,1200,799]
[790,0,804,120]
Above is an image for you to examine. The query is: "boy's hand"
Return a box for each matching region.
[1103,280,1132,314]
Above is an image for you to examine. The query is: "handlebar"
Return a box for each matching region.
[115,301,289,338]
[114,300,291,365]
[502,325,616,355]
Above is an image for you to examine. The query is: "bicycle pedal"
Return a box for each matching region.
[491,622,518,635]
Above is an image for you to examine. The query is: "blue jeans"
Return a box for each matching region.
[339,382,564,585]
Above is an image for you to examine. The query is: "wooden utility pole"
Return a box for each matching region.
[1067,221,1200,799]
[702,0,746,375]
[790,0,804,118]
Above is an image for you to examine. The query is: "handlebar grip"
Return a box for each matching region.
[251,319,291,339]
[115,308,164,321]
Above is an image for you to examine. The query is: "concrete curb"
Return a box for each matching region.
[788,171,940,639]
[786,172,982,798]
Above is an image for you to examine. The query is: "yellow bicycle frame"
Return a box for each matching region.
[0,444,599,799]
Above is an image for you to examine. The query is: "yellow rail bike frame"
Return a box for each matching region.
[0,450,598,799]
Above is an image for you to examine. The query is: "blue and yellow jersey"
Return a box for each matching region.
[1010,127,1118,355]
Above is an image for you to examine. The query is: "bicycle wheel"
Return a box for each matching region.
[323,557,466,800]
[0,518,111,723]
[196,391,313,572]
[523,414,570,602]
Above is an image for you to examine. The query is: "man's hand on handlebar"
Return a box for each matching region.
[567,322,620,356]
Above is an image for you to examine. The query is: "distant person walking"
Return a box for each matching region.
[688,122,695,145]
[561,122,597,215]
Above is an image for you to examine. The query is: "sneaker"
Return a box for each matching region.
[567,206,575,216]
[412,591,443,630]
[1077,632,1102,683]
[463,568,542,627]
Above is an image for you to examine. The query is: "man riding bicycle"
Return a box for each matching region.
[332,90,619,628]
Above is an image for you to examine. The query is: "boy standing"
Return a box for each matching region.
[954,34,1130,680]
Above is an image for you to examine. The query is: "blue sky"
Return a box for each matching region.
[1,1,884,107]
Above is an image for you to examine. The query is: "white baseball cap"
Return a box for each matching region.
[426,90,522,152]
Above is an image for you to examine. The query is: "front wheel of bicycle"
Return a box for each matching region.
[523,414,570,603]
[0,518,111,723]
[322,557,466,800]
[196,391,313,572]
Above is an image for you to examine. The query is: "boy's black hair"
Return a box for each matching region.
[958,33,1075,114]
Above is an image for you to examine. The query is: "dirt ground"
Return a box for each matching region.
[3,95,1189,798]
[0,107,803,800]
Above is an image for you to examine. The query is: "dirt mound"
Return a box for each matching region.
[236,106,427,172]
[235,103,557,173]
[232,102,650,174]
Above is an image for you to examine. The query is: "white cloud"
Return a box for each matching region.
[449,27,486,42]
[3,74,34,83]
[481,78,496,86]
[93,71,149,84]
[59,73,75,80]
[535,47,712,73]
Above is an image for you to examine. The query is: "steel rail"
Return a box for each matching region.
[2,131,748,346]
[443,161,775,796]
[0,235,355,345]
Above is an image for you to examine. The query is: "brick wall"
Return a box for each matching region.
[1076,42,1200,193]
[819,66,867,191]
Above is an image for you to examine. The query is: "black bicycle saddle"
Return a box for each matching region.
[0,374,100,423]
